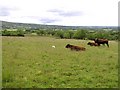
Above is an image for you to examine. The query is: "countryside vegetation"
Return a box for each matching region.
[1,21,118,88]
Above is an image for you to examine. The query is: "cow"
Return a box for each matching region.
[87,42,99,46]
[65,44,86,51]
[93,38,109,47]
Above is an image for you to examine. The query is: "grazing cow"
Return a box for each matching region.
[65,44,86,51]
[93,38,109,47]
[87,42,99,46]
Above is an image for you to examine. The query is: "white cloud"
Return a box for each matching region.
[0,0,119,26]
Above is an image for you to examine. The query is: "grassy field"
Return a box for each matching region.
[2,36,118,88]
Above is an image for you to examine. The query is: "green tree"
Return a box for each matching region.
[63,30,74,39]
[54,30,64,38]
[36,30,46,36]
[17,29,24,36]
[63,32,71,39]
[73,30,86,39]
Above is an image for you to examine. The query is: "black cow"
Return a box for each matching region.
[93,38,109,47]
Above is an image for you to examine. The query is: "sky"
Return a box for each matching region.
[0,0,119,26]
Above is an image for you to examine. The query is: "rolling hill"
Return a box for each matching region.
[0,20,118,31]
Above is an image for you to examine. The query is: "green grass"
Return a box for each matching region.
[2,36,118,88]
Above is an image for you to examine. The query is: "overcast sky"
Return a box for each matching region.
[0,0,119,26]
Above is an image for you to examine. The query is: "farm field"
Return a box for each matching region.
[2,36,118,88]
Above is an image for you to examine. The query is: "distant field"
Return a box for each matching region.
[2,36,118,88]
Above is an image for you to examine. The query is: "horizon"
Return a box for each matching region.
[1,20,118,27]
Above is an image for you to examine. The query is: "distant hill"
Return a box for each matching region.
[1,20,118,30]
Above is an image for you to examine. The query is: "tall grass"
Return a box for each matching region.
[2,36,118,88]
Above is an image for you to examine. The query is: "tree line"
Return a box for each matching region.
[1,29,118,40]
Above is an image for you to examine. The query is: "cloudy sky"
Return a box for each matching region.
[0,0,119,26]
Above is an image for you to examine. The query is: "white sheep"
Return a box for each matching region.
[52,45,55,48]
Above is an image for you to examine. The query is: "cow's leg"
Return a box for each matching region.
[76,49,79,51]
[106,42,109,47]
[71,48,74,50]
[98,43,100,46]
[103,43,105,46]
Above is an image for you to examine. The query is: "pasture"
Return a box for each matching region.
[2,36,118,88]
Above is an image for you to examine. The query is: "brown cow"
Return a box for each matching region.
[87,42,99,46]
[93,38,109,47]
[65,44,86,51]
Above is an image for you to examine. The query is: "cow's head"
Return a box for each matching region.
[65,44,71,48]
[87,42,91,45]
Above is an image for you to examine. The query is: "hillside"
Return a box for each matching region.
[1,20,118,30]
